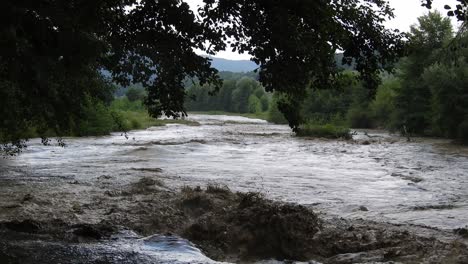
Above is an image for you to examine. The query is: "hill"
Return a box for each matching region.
[208,57,258,72]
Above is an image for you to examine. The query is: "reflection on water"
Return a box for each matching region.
[2,114,468,230]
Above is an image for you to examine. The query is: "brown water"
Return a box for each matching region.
[2,114,468,230]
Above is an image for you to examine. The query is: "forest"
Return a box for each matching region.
[184,11,468,143]
[7,11,465,148]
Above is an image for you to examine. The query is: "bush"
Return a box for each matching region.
[457,119,468,144]
[370,79,399,128]
[77,98,115,136]
[260,95,270,112]
[296,123,351,139]
[248,95,262,113]
[110,111,132,131]
[130,118,142,129]
[346,106,373,128]
[110,97,146,112]
[267,96,288,124]
[125,86,146,102]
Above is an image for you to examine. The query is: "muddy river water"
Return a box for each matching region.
[3,114,468,230]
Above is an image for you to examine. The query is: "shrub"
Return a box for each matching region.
[346,106,373,128]
[125,86,146,102]
[130,118,142,129]
[260,95,270,112]
[110,97,145,112]
[109,111,129,131]
[457,119,468,144]
[296,123,352,139]
[77,98,115,136]
[248,95,262,113]
[370,79,399,128]
[267,96,288,124]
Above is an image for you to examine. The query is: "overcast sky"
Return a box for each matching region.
[185,0,460,60]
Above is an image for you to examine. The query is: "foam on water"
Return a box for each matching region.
[2,114,468,230]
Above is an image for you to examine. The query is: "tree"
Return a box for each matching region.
[232,77,258,113]
[1,0,404,153]
[370,78,400,128]
[422,0,468,21]
[201,0,404,129]
[125,87,145,102]
[219,80,236,112]
[422,60,468,142]
[394,11,453,134]
[248,95,262,113]
[268,93,288,124]
[260,95,270,112]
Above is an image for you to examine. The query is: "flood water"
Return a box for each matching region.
[2,114,468,230]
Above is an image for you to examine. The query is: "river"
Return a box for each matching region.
[3,114,468,230]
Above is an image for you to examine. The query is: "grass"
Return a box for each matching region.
[296,123,352,139]
[115,110,200,131]
[188,111,269,120]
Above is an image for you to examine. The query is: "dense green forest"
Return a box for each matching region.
[318,11,468,144]
[2,0,468,154]
[21,11,468,144]
[1,0,411,154]
[186,72,268,113]
[185,12,468,143]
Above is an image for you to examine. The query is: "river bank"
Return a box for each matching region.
[0,174,467,263]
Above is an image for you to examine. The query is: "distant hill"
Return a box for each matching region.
[208,56,258,72]
[209,54,353,72]
[108,53,353,96]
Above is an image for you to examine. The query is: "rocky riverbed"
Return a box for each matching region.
[1,177,467,263]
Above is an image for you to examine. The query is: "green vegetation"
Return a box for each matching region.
[186,11,468,145]
[125,86,146,102]
[296,124,351,140]
[186,73,269,114]
[186,72,291,124]
[186,72,288,123]
[177,13,468,144]
[2,0,408,153]
[379,11,468,143]
[107,98,200,132]
[8,97,200,143]
[111,99,199,130]
[290,11,468,143]
[3,1,468,152]
[267,94,289,124]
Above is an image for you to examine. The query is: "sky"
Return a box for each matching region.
[185,0,461,60]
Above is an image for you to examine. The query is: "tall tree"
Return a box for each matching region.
[200,0,404,129]
[394,11,453,134]
[422,0,468,21]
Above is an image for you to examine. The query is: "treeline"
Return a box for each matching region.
[186,12,468,143]
[10,12,465,145]
[298,12,468,143]
[76,87,196,136]
[186,72,270,114]
[185,71,289,124]
[10,86,183,145]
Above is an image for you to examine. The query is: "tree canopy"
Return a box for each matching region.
[2,0,408,152]
[422,0,468,21]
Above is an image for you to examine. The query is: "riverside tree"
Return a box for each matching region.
[1,0,407,153]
